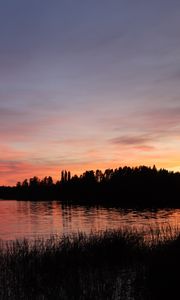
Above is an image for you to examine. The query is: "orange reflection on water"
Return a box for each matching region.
[0,201,180,240]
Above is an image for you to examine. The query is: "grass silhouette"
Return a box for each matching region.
[0,227,179,299]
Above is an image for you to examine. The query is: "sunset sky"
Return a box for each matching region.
[1,0,180,185]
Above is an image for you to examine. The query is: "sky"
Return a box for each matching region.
[0,0,180,185]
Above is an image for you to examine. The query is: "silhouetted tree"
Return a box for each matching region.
[29,176,40,187]
[95,169,103,182]
[61,171,64,183]
[22,179,28,187]
[68,171,71,181]
[64,170,68,182]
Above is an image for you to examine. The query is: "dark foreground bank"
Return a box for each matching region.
[0,228,180,300]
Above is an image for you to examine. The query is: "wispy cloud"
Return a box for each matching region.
[110,134,156,152]
[111,135,151,146]
[108,106,180,153]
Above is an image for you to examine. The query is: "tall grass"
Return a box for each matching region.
[0,227,180,299]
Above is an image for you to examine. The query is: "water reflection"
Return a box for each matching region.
[0,200,180,240]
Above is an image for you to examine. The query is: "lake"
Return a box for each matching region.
[0,200,180,240]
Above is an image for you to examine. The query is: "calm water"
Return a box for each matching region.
[0,200,180,240]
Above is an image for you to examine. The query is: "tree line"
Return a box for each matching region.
[0,165,180,207]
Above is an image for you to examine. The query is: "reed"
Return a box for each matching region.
[0,227,179,299]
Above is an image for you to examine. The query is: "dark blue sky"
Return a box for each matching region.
[1,0,180,184]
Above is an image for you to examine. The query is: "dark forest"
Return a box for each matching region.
[1,165,180,207]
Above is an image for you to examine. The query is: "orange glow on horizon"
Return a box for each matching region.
[1,157,180,186]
